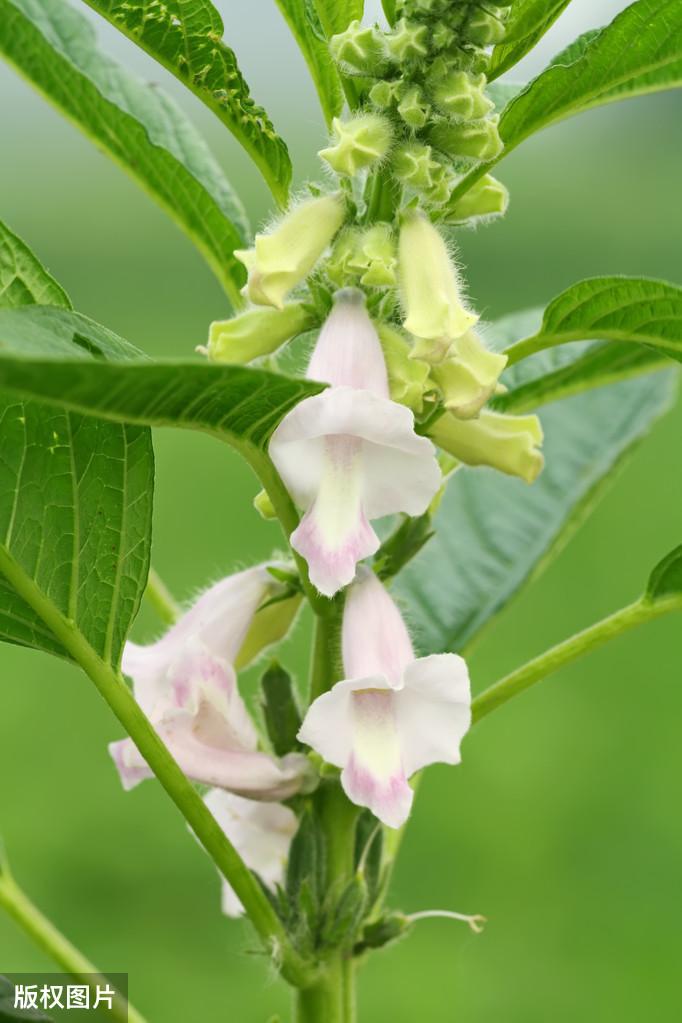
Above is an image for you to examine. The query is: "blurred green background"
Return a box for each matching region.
[1,2,681,1020]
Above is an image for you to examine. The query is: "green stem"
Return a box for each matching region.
[0,872,145,1023]
[0,547,315,990]
[309,598,344,702]
[144,567,181,625]
[472,595,682,724]
[363,164,401,225]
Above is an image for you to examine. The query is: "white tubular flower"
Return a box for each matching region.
[298,571,471,828]
[110,567,313,801]
[269,290,441,597]
[202,789,297,918]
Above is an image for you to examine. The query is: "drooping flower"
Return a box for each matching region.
[235,195,345,309]
[269,290,441,597]
[398,211,479,354]
[298,570,471,827]
[201,789,297,917]
[207,302,313,365]
[110,567,313,800]
[431,408,544,483]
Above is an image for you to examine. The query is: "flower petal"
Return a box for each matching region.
[395,653,471,777]
[342,569,414,685]
[203,789,298,917]
[121,566,273,706]
[343,687,413,829]
[290,436,380,596]
[270,387,441,520]
[155,715,312,800]
[298,675,412,828]
[307,289,389,397]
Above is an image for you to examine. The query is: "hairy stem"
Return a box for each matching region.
[473,595,682,723]
[0,870,146,1023]
[143,567,181,625]
[0,547,315,989]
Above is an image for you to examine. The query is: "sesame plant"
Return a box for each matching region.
[0,0,681,1020]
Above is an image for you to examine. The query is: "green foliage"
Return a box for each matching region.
[493,339,667,415]
[82,0,291,204]
[0,224,70,310]
[507,277,682,365]
[499,0,682,158]
[489,0,574,80]
[0,307,323,459]
[0,0,248,305]
[273,0,344,125]
[374,512,434,582]
[393,311,677,655]
[0,230,153,667]
[314,0,364,37]
[646,545,682,603]
[260,662,303,756]
[0,976,52,1021]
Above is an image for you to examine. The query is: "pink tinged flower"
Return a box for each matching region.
[269,290,441,597]
[110,567,313,801]
[202,789,297,918]
[298,571,471,827]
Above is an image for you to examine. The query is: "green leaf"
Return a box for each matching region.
[489,1,574,80]
[81,0,292,205]
[0,977,53,1022]
[393,310,677,655]
[646,545,682,603]
[0,306,323,461]
[0,223,71,310]
[505,277,682,366]
[286,808,326,906]
[493,338,667,415]
[0,0,249,305]
[499,0,682,158]
[314,0,364,37]
[260,661,303,757]
[0,231,153,667]
[273,0,344,125]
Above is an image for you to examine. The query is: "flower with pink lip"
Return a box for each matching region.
[269,289,441,597]
[298,570,471,828]
[110,567,313,801]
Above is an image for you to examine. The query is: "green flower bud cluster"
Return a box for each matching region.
[326,224,397,289]
[322,4,506,211]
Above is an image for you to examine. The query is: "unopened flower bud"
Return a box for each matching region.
[330,20,388,74]
[429,116,503,162]
[431,21,455,51]
[430,70,494,121]
[397,86,430,129]
[431,409,544,483]
[369,79,400,109]
[377,323,431,413]
[444,174,509,223]
[393,142,441,191]
[356,224,397,286]
[319,114,393,177]
[385,18,429,62]
[326,225,397,287]
[466,9,508,46]
[399,212,478,345]
[253,488,276,519]
[235,195,345,308]
[429,330,507,419]
[208,302,313,364]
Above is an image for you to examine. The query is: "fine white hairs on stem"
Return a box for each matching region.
[408,909,487,935]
